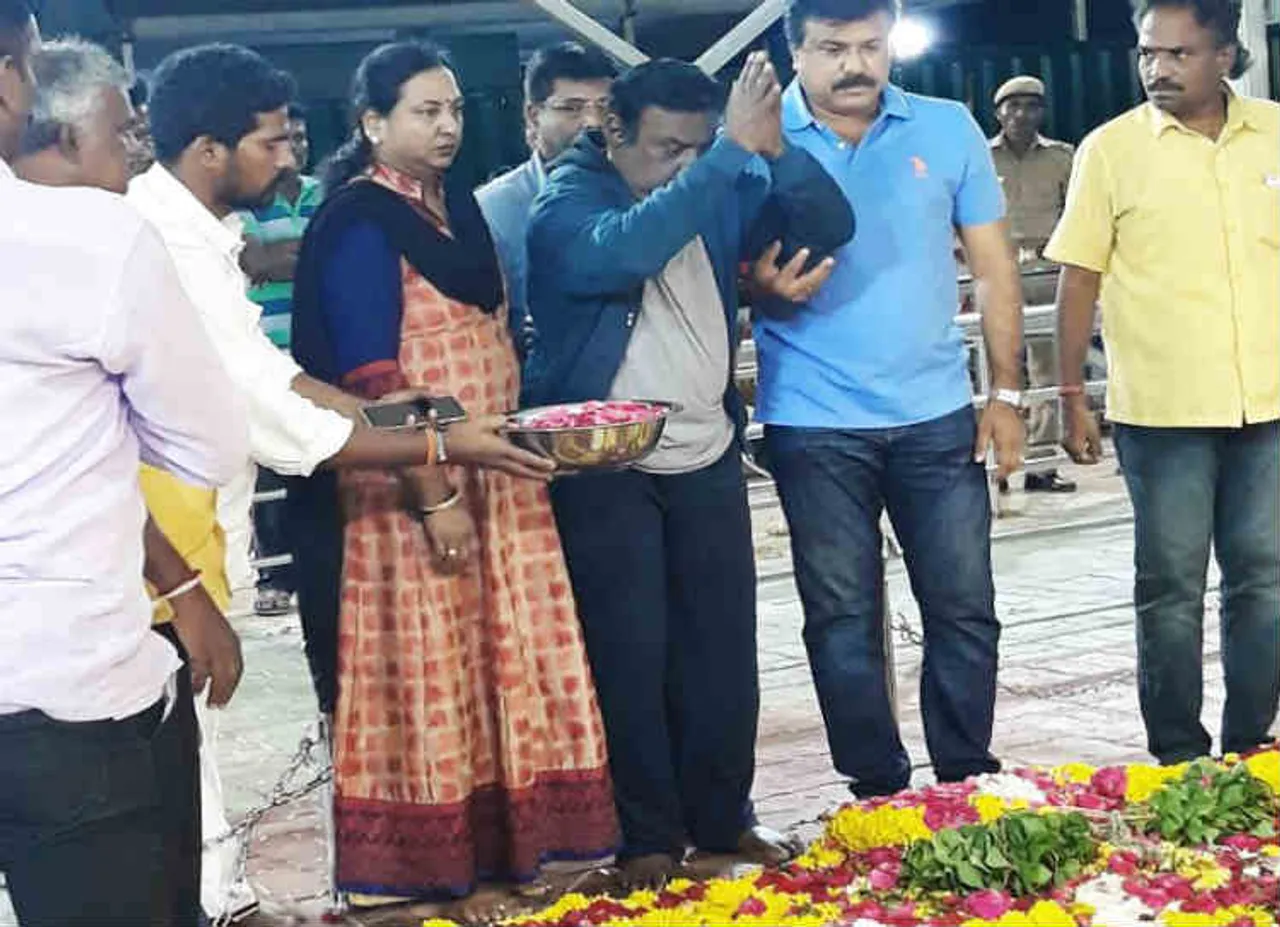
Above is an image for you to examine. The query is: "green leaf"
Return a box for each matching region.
[985,845,1011,869]
[955,860,985,889]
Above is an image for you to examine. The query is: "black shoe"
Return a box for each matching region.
[850,778,911,800]
[935,758,1003,784]
[1024,471,1077,493]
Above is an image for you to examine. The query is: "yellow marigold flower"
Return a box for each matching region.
[1261,844,1280,858]
[1161,905,1278,926]
[1182,858,1232,891]
[960,900,1077,926]
[422,920,457,927]
[510,891,592,924]
[664,878,696,894]
[969,794,1030,824]
[698,876,758,918]
[970,794,1008,824]
[1126,762,1188,803]
[1244,750,1280,792]
[622,889,659,909]
[1054,762,1097,785]
[792,840,846,870]
[1025,900,1080,925]
[613,908,705,927]
[827,803,933,851]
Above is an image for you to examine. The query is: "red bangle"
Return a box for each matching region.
[1059,384,1085,398]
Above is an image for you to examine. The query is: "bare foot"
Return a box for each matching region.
[443,885,522,926]
[619,853,678,892]
[736,824,803,867]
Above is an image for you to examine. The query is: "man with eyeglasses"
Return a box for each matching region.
[478,42,616,357]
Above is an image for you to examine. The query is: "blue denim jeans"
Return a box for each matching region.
[1114,420,1280,763]
[765,406,1001,795]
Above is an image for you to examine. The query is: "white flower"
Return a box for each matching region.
[1074,873,1155,923]
[971,773,1047,804]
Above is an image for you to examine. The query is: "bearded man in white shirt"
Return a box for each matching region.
[125,42,556,921]
[0,4,250,924]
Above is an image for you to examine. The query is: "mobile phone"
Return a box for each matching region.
[360,396,468,430]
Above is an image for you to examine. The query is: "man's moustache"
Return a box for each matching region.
[834,78,877,91]
[1147,81,1183,92]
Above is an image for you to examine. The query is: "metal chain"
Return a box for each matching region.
[207,724,332,927]
[889,610,925,648]
[888,607,1146,701]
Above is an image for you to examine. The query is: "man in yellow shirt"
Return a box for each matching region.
[1048,0,1279,764]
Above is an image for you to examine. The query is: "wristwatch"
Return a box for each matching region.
[990,388,1025,409]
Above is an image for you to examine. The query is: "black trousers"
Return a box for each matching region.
[253,467,295,594]
[0,700,169,925]
[152,623,203,925]
[0,630,201,926]
[550,449,759,859]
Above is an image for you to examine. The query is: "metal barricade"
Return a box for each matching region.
[736,302,1108,472]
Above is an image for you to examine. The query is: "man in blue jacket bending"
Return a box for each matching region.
[524,53,854,888]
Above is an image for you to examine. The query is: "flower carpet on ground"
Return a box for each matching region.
[424,749,1279,926]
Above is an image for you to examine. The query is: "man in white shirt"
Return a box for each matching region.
[0,4,250,923]
[126,42,556,919]
[130,43,554,604]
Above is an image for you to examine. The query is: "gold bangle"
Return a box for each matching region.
[419,486,462,516]
[424,428,438,467]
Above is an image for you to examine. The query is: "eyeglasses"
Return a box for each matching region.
[543,98,611,117]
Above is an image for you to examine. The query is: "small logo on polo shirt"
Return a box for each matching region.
[911,156,929,179]
[1266,174,1280,190]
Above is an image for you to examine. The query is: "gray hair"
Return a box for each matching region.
[20,38,131,155]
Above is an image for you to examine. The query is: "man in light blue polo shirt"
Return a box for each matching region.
[756,0,1026,798]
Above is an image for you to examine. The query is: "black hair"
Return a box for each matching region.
[321,40,451,193]
[287,101,307,122]
[128,77,148,109]
[147,43,296,163]
[1135,0,1253,78]
[609,58,723,144]
[784,0,900,47]
[524,41,616,106]
[0,0,34,59]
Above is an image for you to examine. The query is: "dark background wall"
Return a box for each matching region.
[27,0,1278,184]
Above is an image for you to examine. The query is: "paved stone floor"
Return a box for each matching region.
[3,456,1269,926]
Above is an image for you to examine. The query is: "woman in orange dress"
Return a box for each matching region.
[290,41,617,912]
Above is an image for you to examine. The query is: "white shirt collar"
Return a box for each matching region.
[0,159,14,181]
[135,163,245,259]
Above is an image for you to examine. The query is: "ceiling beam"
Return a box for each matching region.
[695,0,786,74]
[523,0,648,66]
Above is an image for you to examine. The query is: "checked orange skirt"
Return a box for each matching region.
[331,253,617,899]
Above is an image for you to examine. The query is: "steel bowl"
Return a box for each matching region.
[505,400,678,473]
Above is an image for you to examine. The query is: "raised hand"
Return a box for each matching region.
[724,51,784,159]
